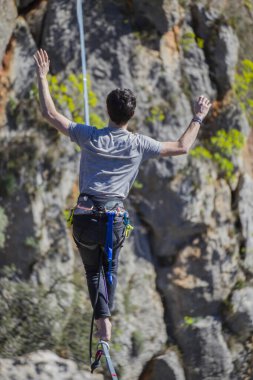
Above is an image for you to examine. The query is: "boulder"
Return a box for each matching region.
[140,349,186,380]
[226,287,253,340]
[0,350,103,380]
[176,316,233,380]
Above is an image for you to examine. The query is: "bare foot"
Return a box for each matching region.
[95,317,111,341]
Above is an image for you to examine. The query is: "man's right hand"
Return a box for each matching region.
[33,49,50,79]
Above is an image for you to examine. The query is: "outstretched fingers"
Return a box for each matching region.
[41,49,49,64]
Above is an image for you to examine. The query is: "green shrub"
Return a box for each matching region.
[180,31,196,53]
[48,73,105,128]
[183,315,199,326]
[234,59,253,126]
[190,129,245,181]
[132,180,143,190]
[145,106,165,125]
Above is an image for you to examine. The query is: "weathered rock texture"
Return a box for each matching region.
[0,1,253,380]
[0,350,103,380]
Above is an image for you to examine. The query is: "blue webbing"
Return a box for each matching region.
[105,211,116,284]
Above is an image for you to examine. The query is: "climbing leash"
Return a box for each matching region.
[91,340,119,379]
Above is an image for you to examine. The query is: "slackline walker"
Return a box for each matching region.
[76,1,131,378]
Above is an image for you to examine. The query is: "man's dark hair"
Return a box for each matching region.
[106,88,136,125]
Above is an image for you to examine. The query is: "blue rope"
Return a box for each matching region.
[105,211,116,284]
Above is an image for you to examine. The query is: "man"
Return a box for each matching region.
[33,49,211,342]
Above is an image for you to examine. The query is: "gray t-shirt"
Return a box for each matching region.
[68,122,161,200]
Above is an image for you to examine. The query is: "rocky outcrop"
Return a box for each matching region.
[112,209,167,380]
[226,287,253,340]
[0,0,17,64]
[176,316,233,380]
[0,1,253,380]
[0,350,103,380]
[191,4,239,98]
[140,349,186,380]
[238,174,253,274]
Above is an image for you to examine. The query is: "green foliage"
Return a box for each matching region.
[48,73,105,128]
[131,330,144,356]
[183,315,199,326]
[190,146,212,160]
[24,236,39,250]
[0,207,8,249]
[244,0,253,11]
[145,106,165,125]
[180,31,196,53]
[234,279,246,290]
[234,59,253,126]
[0,173,17,197]
[190,129,245,181]
[197,37,204,49]
[133,180,143,190]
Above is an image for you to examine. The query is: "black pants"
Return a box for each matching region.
[72,213,125,319]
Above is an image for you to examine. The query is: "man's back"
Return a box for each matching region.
[69,123,161,200]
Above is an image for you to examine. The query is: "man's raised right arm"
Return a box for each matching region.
[160,95,211,157]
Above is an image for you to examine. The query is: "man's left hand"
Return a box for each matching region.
[194,95,212,121]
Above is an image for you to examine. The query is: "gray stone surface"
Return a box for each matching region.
[192,4,239,97]
[0,1,253,380]
[24,0,48,45]
[132,0,182,34]
[238,174,253,274]
[0,350,103,380]
[0,0,17,64]
[181,31,216,100]
[226,287,253,340]
[112,209,167,380]
[207,25,239,96]
[41,0,81,74]
[141,349,186,380]
[176,317,233,380]
[16,0,35,9]
[10,17,36,98]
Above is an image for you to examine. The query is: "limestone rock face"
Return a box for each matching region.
[0,350,103,380]
[176,317,233,380]
[41,0,80,74]
[226,287,253,340]
[140,349,186,380]
[112,209,167,380]
[10,17,37,98]
[0,0,253,380]
[192,4,239,97]
[0,0,17,64]
[238,174,253,274]
[206,25,239,97]
[132,0,183,34]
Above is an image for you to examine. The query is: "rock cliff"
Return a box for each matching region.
[0,1,253,380]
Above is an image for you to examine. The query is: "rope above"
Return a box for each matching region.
[76,0,90,125]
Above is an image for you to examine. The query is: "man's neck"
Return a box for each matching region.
[108,120,128,130]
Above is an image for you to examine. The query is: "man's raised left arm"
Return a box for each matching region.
[160,95,212,157]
